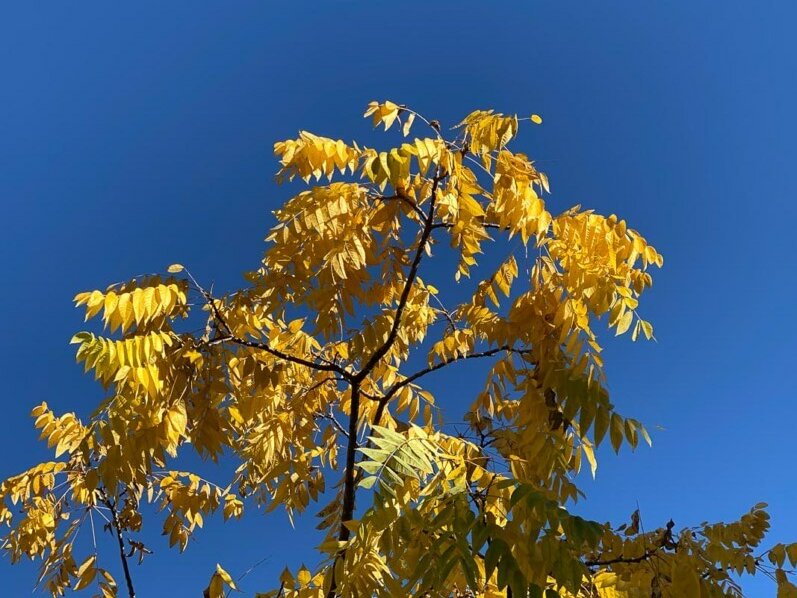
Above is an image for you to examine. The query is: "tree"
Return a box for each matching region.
[1,100,795,598]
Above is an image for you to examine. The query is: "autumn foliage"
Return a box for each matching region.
[2,100,795,597]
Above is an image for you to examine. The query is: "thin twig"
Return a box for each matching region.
[88,508,97,553]
[187,269,351,379]
[104,497,136,598]
[354,172,443,384]
[429,293,458,331]
[317,411,349,438]
[373,345,531,427]
[584,546,662,568]
[224,555,271,598]
[430,220,507,232]
[327,170,443,598]
[398,106,443,140]
[369,192,427,222]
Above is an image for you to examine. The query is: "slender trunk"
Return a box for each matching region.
[326,384,361,598]
[326,173,441,597]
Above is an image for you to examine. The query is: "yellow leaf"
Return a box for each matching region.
[205,564,237,598]
[631,319,641,341]
[206,576,224,598]
[164,402,187,449]
[297,566,312,587]
[402,112,416,137]
[582,439,598,478]
[216,563,237,590]
[609,413,624,453]
[73,555,97,590]
[778,577,797,598]
[531,114,543,124]
[615,310,633,335]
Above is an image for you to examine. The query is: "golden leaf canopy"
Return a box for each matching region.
[2,100,792,598]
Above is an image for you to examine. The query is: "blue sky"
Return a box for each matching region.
[1,1,795,596]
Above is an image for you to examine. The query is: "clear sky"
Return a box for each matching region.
[1,1,795,596]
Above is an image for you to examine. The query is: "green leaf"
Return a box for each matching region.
[357,461,382,475]
[484,538,506,581]
[609,413,624,453]
[624,418,639,449]
[357,476,378,490]
[594,406,610,447]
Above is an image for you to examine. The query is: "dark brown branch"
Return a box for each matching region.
[431,221,507,231]
[327,172,443,598]
[193,281,351,379]
[370,192,427,222]
[298,376,344,398]
[326,383,362,597]
[359,389,381,402]
[105,498,136,598]
[338,384,361,535]
[206,333,350,377]
[355,174,443,384]
[584,546,662,568]
[373,345,531,427]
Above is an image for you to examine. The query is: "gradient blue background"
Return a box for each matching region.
[1,2,795,596]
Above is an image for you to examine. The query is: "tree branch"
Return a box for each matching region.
[430,221,507,231]
[327,173,443,597]
[191,276,351,379]
[355,173,443,383]
[326,383,362,598]
[373,345,531,427]
[369,191,427,223]
[317,410,349,438]
[105,497,136,598]
[207,333,350,377]
[338,384,361,535]
[584,546,662,568]
[397,105,444,140]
